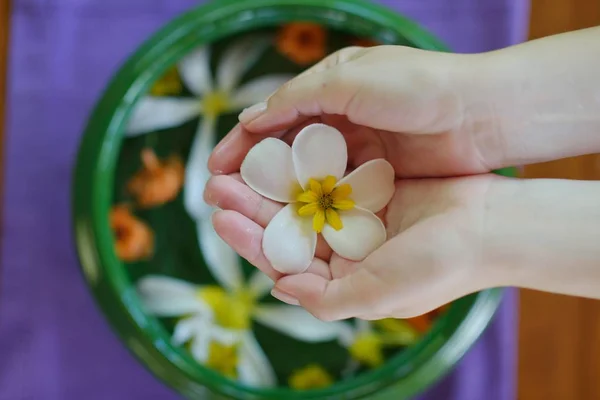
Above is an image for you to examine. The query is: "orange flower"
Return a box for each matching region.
[405,304,450,333]
[110,205,154,262]
[276,22,327,65]
[351,37,381,47]
[127,148,184,208]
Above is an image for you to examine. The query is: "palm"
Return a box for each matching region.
[298,114,490,179]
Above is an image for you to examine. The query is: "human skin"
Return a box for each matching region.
[204,26,600,321]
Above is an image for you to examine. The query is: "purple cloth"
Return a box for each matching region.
[1,0,528,399]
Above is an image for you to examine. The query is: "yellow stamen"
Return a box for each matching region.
[297,191,318,204]
[331,184,352,200]
[206,341,239,378]
[325,209,343,231]
[313,209,325,233]
[298,202,319,216]
[288,364,334,390]
[202,91,230,119]
[348,333,384,368]
[150,67,183,96]
[296,176,355,232]
[308,178,323,197]
[198,286,256,330]
[321,175,337,194]
[332,199,354,210]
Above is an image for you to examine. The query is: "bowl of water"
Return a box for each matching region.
[72,0,516,398]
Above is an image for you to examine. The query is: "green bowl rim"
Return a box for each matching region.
[72,0,510,399]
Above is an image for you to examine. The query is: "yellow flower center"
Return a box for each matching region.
[348,332,384,368]
[206,341,239,378]
[202,91,231,119]
[198,286,257,330]
[296,175,355,233]
[149,67,183,96]
[288,364,334,390]
[372,318,420,344]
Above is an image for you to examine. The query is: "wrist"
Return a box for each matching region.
[459,28,600,169]
[482,178,600,298]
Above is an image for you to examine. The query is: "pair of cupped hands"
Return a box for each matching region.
[204,46,502,322]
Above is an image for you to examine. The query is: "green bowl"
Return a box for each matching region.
[72,0,516,399]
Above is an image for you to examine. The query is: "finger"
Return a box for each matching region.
[204,174,332,260]
[208,123,271,175]
[274,268,384,321]
[212,210,330,281]
[239,47,365,133]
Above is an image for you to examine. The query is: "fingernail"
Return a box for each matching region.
[271,288,300,306]
[239,102,267,124]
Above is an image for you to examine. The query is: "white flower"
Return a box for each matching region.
[240,123,395,274]
[136,220,349,387]
[339,318,418,372]
[125,35,293,221]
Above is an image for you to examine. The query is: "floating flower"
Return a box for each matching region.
[339,319,419,369]
[288,364,334,390]
[276,22,327,65]
[149,66,183,96]
[136,219,349,387]
[240,123,395,274]
[110,205,154,262]
[125,35,293,221]
[126,148,184,208]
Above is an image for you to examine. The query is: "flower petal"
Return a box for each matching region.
[178,46,212,96]
[216,35,271,93]
[237,332,277,387]
[325,209,342,230]
[173,315,209,346]
[240,138,300,203]
[230,75,293,109]
[184,116,216,221]
[292,124,348,189]
[322,207,386,261]
[198,217,243,291]
[136,275,208,317]
[248,270,274,299]
[125,97,200,136]
[254,304,351,342]
[262,204,317,274]
[190,334,211,363]
[337,159,395,213]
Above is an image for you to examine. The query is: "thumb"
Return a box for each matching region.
[274,268,383,321]
[238,48,366,133]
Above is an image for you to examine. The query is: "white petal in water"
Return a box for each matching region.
[136,275,208,317]
[229,75,293,109]
[237,332,276,387]
[184,116,216,221]
[216,35,272,93]
[240,138,300,203]
[198,217,243,292]
[253,304,351,343]
[178,45,213,96]
[262,204,317,275]
[172,315,209,346]
[247,271,274,299]
[338,159,395,213]
[292,124,348,189]
[322,207,387,261]
[125,97,201,136]
[190,329,211,364]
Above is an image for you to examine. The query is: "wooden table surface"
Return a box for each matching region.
[0,1,599,399]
